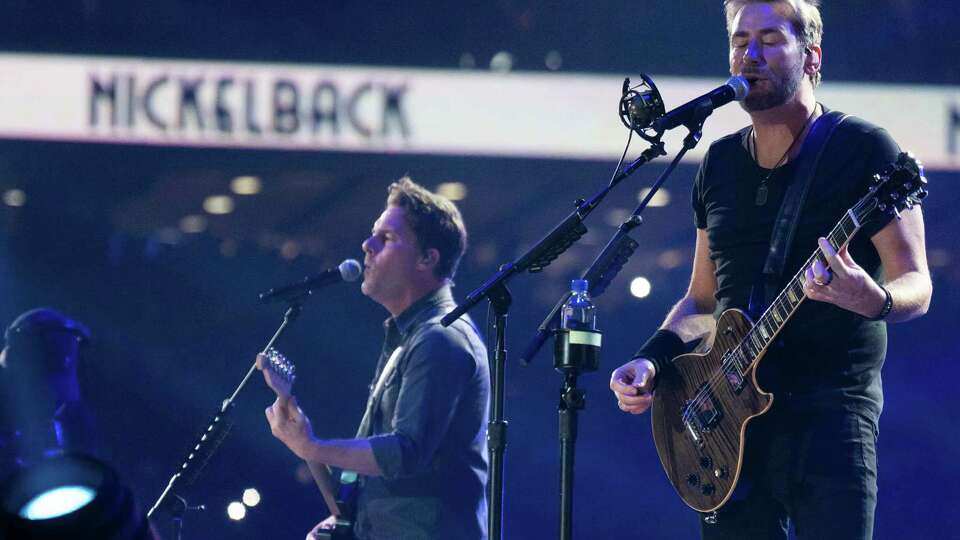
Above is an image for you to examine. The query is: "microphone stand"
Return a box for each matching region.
[147,296,310,538]
[521,109,711,540]
[442,137,667,540]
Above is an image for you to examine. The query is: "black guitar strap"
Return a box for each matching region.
[748,109,849,318]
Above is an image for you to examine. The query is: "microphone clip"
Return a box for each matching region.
[619,73,666,142]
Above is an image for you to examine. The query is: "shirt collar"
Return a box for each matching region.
[387,285,454,338]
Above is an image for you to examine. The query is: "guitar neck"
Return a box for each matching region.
[732,209,864,372]
[305,459,342,516]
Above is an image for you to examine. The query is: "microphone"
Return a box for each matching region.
[650,75,749,133]
[258,259,362,303]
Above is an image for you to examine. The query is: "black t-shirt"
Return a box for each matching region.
[692,111,900,423]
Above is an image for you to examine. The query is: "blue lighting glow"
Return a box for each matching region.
[18,485,97,520]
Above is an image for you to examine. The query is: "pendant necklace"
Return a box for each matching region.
[752,105,818,206]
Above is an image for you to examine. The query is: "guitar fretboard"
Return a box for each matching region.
[726,206,867,376]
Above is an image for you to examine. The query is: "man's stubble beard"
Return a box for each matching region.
[741,55,806,112]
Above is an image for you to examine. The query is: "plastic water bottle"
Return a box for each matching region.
[561,279,596,331]
[556,279,601,373]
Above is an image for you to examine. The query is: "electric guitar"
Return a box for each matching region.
[261,348,359,540]
[650,152,927,513]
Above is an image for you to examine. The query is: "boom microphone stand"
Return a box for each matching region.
[147,294,313,538]
[442,118,669,540]
[522,105,713,540]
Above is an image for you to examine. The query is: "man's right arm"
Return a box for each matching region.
[610,228,717,414]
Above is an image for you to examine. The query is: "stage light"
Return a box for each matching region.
[178,214,207,234]
[545,51,563,71]
[604,208,631,227]
[18,485,97,520]
[630,277,652,299]
[3,188,26,207]
[490,51,514,73]
[0,455,150,539]
[230,176,262,195]
[280,239,301,260]
[203,195,235,215]
[226,501,246,521]
[154,227,183,246]
[657,249,684,270]
[242,488,260,507]
[459,53,476,69]
[638,187,671,207]
[436,182,467,201]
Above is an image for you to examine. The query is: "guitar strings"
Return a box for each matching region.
[680,212,859,425]
[680,173,906,424]
[680,164,918,445]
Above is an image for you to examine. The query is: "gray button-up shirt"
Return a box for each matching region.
[355,285,489,540]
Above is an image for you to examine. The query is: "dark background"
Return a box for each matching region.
[1,1,958,538]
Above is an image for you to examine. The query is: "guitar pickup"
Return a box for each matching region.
[721,352,746,394]
[683,383,724,445]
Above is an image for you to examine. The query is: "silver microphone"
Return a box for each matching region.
[258,259,362,303]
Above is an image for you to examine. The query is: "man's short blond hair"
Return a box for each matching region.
[724,0,824,87]
[387,177,467,281]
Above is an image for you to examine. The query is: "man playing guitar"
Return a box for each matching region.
[609,1,931,539]
[259,178,489,539]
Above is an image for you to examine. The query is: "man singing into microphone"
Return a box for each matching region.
[610,1,930,538]
[260,178,489,539]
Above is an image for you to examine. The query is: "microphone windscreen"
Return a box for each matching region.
[726,75,750,101]
[339,259,363,282]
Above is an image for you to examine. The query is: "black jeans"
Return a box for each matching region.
[700,408,878,540]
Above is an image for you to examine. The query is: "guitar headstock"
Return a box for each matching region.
[854,152,928,224]
[262,347,296,400]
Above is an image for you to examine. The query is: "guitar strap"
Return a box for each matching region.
[334,345,404,481]
[748,109,849,318]
[356,345,405,438]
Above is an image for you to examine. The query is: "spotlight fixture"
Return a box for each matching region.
[0,455,152,539]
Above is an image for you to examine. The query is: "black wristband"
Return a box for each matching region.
[634,329,685,376]
[868,286,893,321]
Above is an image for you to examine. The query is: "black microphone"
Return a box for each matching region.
[650,75,749,133]
[258,259,362,303]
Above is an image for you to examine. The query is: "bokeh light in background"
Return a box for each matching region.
[639,187,671,208]
[3,189,26,207]
[436,181,467,201]
[242,488,260,507]
[226,501,246,521]
[630,276,652,299]
[203,195,235,215]
[230,176,262,195]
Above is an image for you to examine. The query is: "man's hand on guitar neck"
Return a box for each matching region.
[610,358,657,414]
[803,237,888,318]
[264,394,318,461]
[256,353,318,461]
